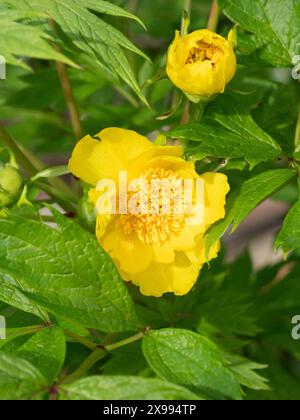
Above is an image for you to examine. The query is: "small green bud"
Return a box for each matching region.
[0,164,23,208]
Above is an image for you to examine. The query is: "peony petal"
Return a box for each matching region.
[169,224,203,250]
[200,172,230,229]
[152,243,175,264]
[101,227,153,274]
[185,235,221,265]
[130,252,201,297]
[68,128,154,185]
[169,252,202,296]
[129,263,174,297]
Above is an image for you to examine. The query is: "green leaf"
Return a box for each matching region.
[0,17,76,69]
[83,0,147,30]
[0,325,44,349]
[31,165,70,182]
[275,178,300,253]
[15,326,66,384]
[170,94,281,168]
[226,354,269,392]
[257,264,300,314]
[60,376,202,400]
[196,292,261,337]
[219,0,300,67]
[205,169,296,255]
[0,275,48,321]
[142,328,242,400]
[5,0,149,104]
[0,209,140,332]
[0,351,47,400]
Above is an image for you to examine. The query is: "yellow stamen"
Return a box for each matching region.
[119,168,186,245]
[185,41,224,65]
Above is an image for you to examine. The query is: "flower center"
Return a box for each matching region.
[185,41,224,65]
[119,167,186,245]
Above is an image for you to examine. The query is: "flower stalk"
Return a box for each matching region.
[207,0,221,32]
[62,328,149,384]
[49,19,84,141]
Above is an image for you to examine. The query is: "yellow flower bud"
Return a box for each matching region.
[166,29,237,102]
[0,164,23,208]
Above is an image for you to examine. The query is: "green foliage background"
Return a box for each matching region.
[0,0,299,400]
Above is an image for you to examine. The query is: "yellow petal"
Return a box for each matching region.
[169,252,201,296]
[169,224,203,250]
[68,128,154,185]
[97,128,154,162]
[200,172,230,228]
[101,227,153,274]
[128,145,184,179]
[185,235,221,265]
[129,263,174,297]
[129,252,202,297]
[152,242,175,264]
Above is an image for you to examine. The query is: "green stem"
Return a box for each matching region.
[62,328,149,384]
[49,20,83,141]
[295,102,300,149]
[62,346,106,384]
[181,0,192,35]
[207,0,221,32]
[0,124,79,206]
[64,329,97,351]
[35,181,76,213]
[115,85,139,108]
[183,0,192,14]
[179,0,193,122]
[0,124,39,176]
[190,102,206,122]
[5,325,45,341]
[105,330,146,352]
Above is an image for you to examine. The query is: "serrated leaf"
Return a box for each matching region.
[142,328,242,400]
[0,210,140,332]
[0,351,47,400]
[15,326,66,384]
[196,292,261,337]
[205,169,296,255]
[226,354,269,391]
[257,264,300,314]
[5,0,149,104]
[59,375,202,400]
[84,0,147,30]
[170,94,281,168]
[219,0,300,67]
[0,18,76,68]
[275,178,300,253]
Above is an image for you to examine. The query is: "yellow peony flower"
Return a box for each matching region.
[69,128,230,297]
[166,29,237,102]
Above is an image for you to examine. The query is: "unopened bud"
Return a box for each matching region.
[0,164,23,208]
